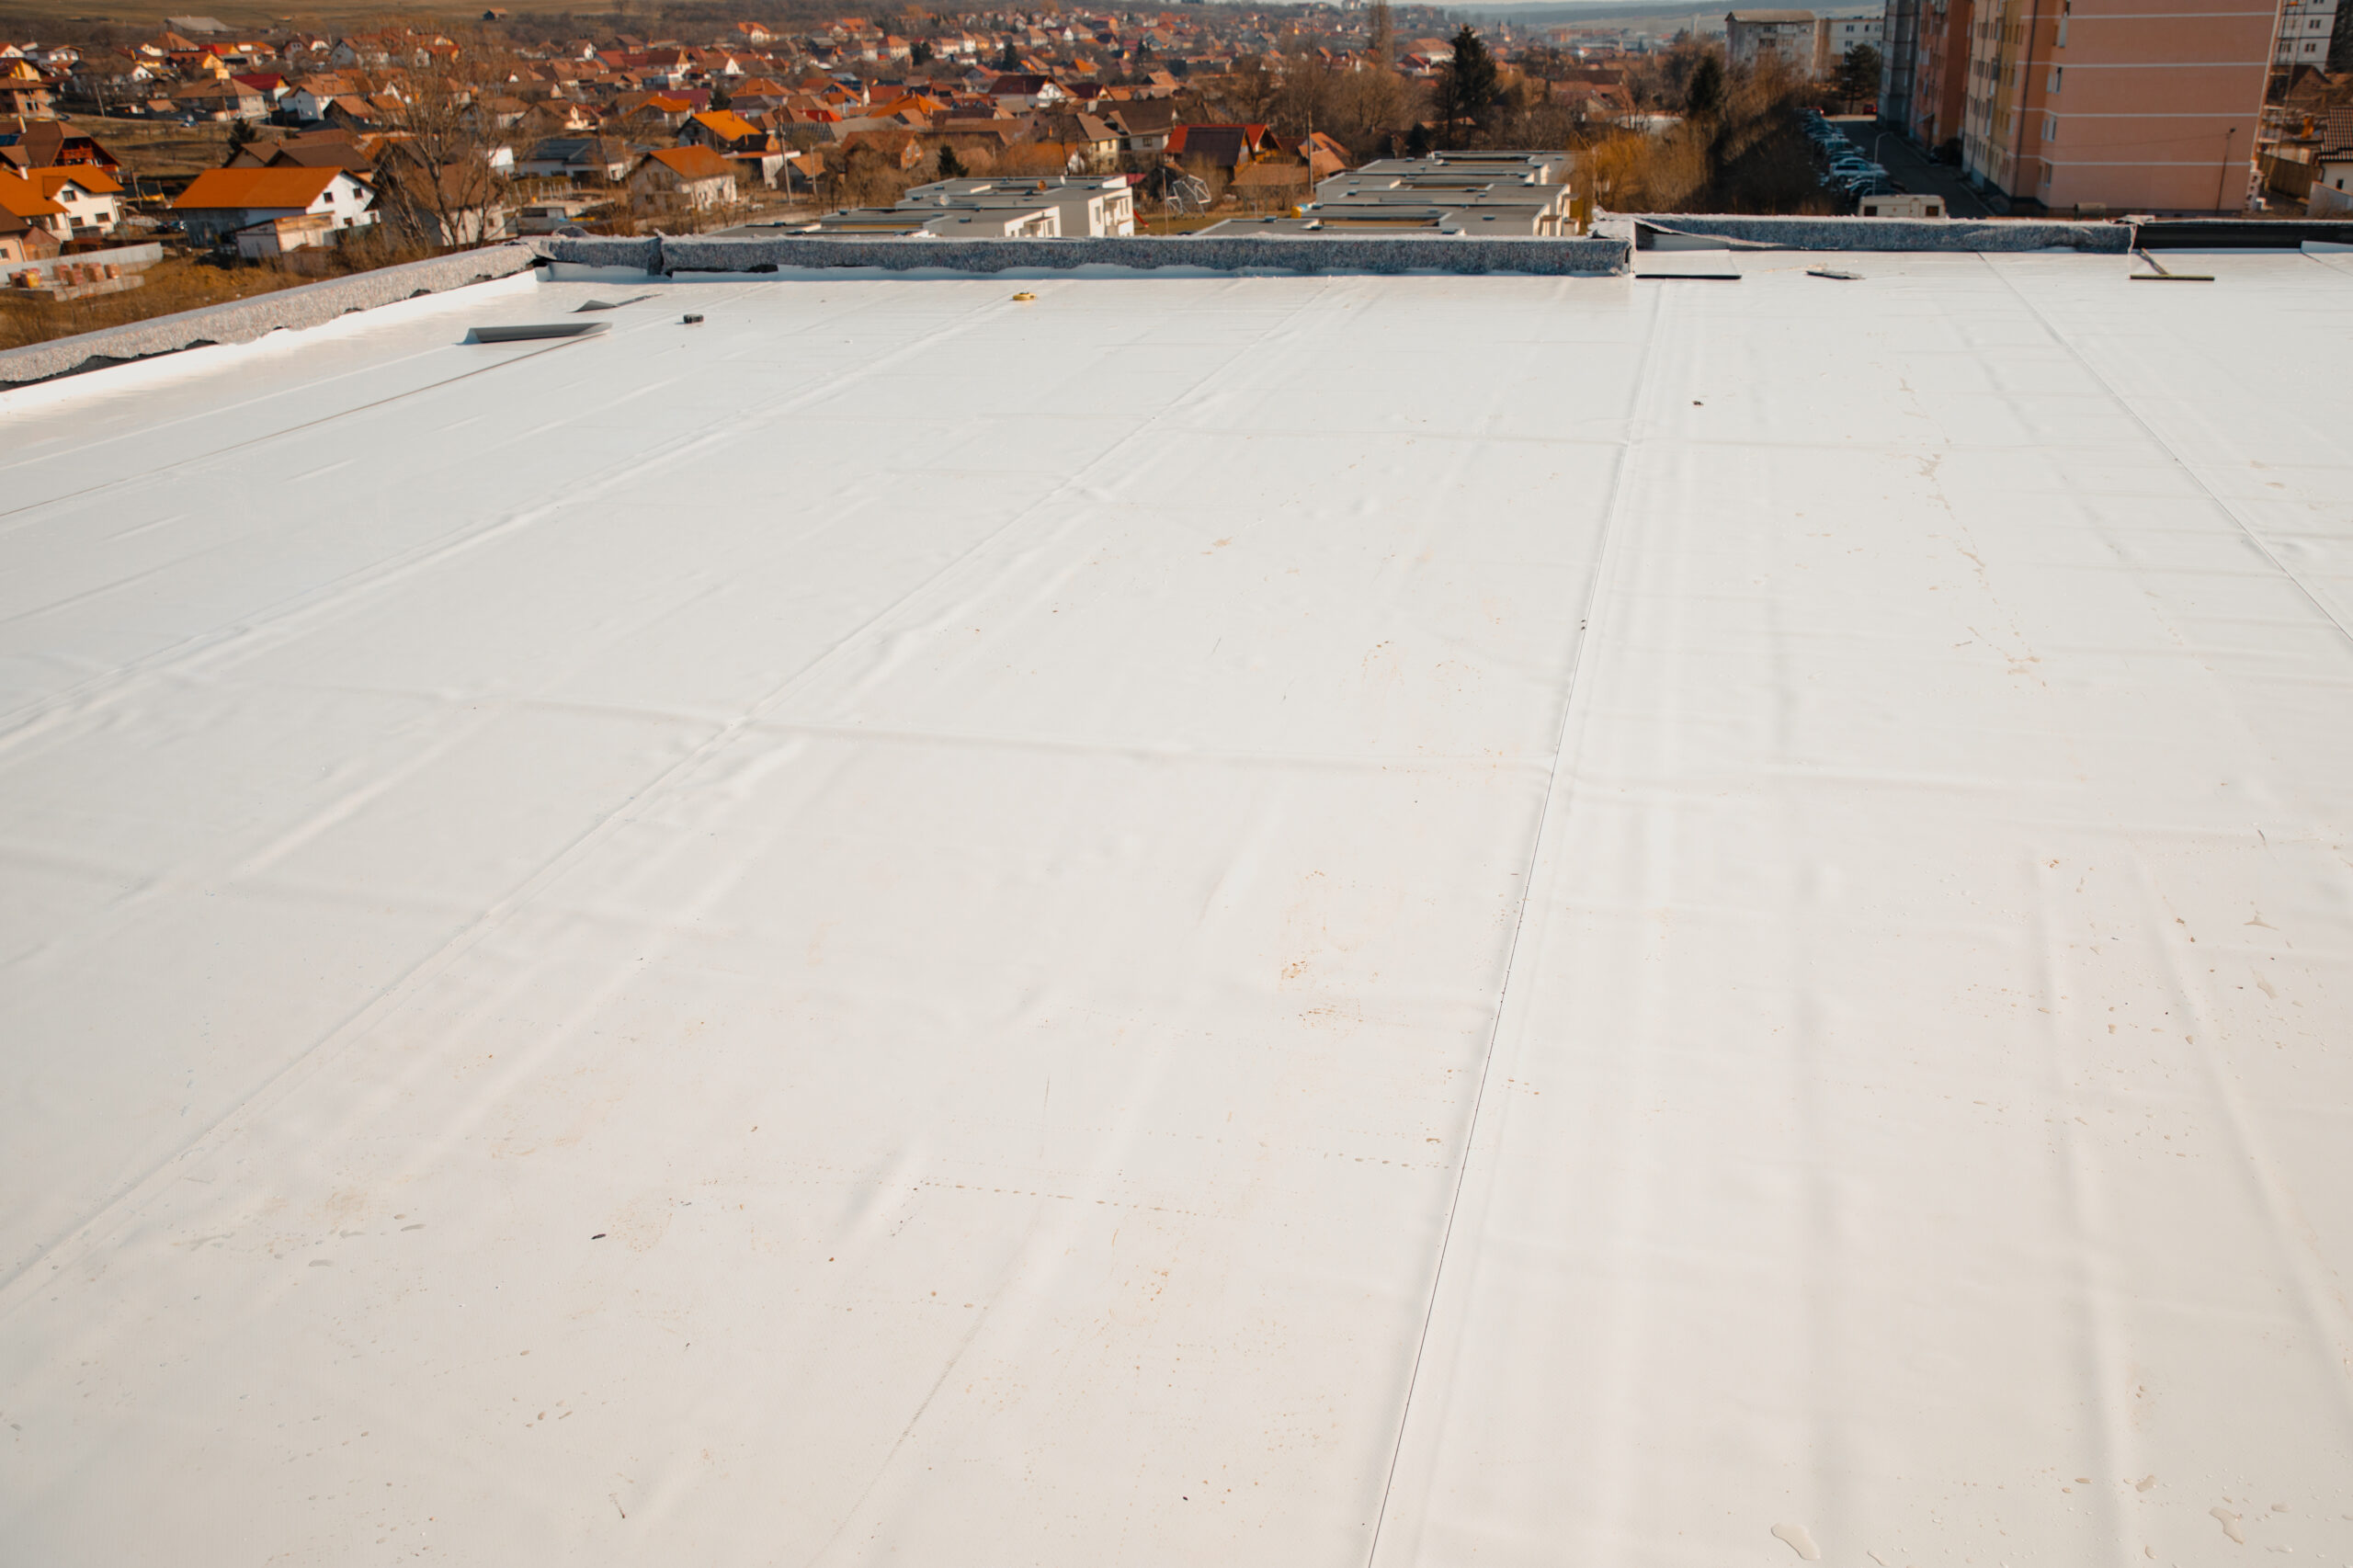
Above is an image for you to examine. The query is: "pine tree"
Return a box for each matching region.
[1433,26,1498,146]
[1686,54,1725,118]
[938,143,967,179]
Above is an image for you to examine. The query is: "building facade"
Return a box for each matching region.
[1880,0,1921,127]
[2275,0,2338,65]
[1726,9,1820,70]
[1904,0,1975,152]
[1814,12,1887,77]
[1955,0,2273,213]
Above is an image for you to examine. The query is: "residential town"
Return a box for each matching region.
[0,0,2346,327]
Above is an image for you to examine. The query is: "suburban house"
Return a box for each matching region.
[986,73,1066,109]
[27,166,122,237]
[0,168,70,243]
[625,143,738,208]
[376,161,514,244]
[171,165,375,245]
[514,135,632,183]
[227,128,377,174]
[1165,122,1279,175]
[0,203,51,263]
[1,59,54,119]
[1108,100,1179,156]
[677,108,775,155]
[1035,112,1120,171]
[173,78,269,119]
[0,119,125,175]
[283,74,358,119]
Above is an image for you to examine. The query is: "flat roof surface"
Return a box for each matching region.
[4,252,2352,1565]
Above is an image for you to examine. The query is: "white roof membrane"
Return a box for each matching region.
[2,253,2350,1565]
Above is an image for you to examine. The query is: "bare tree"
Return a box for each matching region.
[372,32,511,248]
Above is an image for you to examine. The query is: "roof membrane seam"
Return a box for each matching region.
[1362,281,1669,1567]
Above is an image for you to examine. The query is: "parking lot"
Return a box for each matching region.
[1824,114,1995,217]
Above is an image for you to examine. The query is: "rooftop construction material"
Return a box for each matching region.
[2,250,2351,1566]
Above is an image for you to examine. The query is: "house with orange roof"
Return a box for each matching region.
[171,164,373,245]
[0,167,69,242]
[0,203,50,264]
[679,108,772,154]
[625,143,738,209]
[27,165,122,237]
[2,59,56,119]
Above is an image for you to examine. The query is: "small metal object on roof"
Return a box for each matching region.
[2132,250,2213,281]
[462,322,608,343]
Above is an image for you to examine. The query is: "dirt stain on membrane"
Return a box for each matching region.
[1772,1524,1823,1561]
[2211,1506,2245,1544]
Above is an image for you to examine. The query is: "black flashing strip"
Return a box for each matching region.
[2135,219,2353,250]
[1635,272,1742,280]
[465,322,610,343]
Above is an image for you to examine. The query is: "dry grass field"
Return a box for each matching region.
[50,113,237,192]
[0,255,316,351]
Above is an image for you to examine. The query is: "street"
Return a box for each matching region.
[1827,114,1994,217]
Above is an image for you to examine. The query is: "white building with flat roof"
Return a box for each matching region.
[3,247,2352,1568]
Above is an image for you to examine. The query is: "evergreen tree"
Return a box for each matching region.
[1685,53,1725,117]
[937,143,967,179]
[1432,25,1498,145]
[708,83,732,110]
[998,40,1019,71]
[1836,44,1882,106]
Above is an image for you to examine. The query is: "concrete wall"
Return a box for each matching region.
[538,233,1635,277]
[0,243,541,389]
[1635,214,2132,250]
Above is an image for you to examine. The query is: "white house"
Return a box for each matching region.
[30,166,124,238]
[172,165,374,245]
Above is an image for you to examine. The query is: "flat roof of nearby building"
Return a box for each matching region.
[3,251,2352,1563]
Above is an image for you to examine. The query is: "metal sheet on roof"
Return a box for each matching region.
[2,253,2351,1565]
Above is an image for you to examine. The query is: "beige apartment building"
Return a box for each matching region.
[1955,0,2277,213]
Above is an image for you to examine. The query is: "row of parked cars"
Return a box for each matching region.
[1802,112,1893,205]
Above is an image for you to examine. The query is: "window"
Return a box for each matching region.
[2048,66,2062,92]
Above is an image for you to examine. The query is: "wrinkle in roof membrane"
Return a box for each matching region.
[0,256,2350,1568]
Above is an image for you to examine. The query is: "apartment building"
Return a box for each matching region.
[1726,9,1821,69]
[1813,12,1886,75]
[1903,0,1975,151]
[1953,0,2274,213]
[1879,0,1919,125]
[2275,0,2337,65]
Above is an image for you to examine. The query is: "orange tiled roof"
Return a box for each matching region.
[33,165,123,197]
[689,108,762,140]
[641,144,735,180]
[173,165,345,210]
[0,167,64,217]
